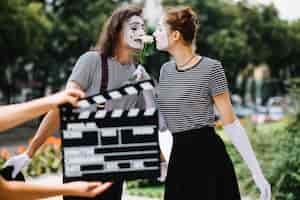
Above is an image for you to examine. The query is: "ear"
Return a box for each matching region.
[172,30,181,42]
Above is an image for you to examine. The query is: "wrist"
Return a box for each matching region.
[25,149,34,159]
[45,96,57,110]
[59,183,75,196]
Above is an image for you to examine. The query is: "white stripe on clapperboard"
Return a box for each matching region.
[74,80,156,119]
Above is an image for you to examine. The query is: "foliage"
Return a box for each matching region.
[162,0,300,90]
[1,0,119,103]
[2,0,300,99]
[0,137,62,177]
[268,78,300,200]
[127,180,164,199]
[224,78,300,199]
[0,0,52,103]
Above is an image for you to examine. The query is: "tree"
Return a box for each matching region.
[162,0,300,91]
[0,0,52,103]
[30,0,119,94]
[0,0,120,102]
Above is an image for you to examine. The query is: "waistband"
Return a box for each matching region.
[172,126,218,145]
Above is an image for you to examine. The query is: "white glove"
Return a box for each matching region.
[254,173,272,200]
[158,161,168,182]
[132,64,149,81]
[158,129,172,183]
[224,119,271,200]
[159,129,172,162]
[3,152,31,178]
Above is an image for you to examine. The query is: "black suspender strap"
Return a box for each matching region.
[99,53,108,92]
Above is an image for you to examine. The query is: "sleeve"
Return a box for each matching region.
[68,51,100,91]
[209,61,229,96]
[158,63,167,82]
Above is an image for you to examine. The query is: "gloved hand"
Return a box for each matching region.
[224,119,271,200]
[253,172,271,200]
[157,161,168,182]
[3,152,31,178]
[132,65,149,81]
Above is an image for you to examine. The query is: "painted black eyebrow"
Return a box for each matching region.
[128,22,145,26]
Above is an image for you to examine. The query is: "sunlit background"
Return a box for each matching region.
[1,0,300,199]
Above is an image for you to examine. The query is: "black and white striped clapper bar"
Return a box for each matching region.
[60,80,160,185]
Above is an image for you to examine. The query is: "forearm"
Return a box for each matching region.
[27,109,60,158]
[224,119,262,176]
[2,180,73,200]
[0,97,55,132]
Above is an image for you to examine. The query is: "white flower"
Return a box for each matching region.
[140,35,154,44]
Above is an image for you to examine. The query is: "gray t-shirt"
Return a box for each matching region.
[158,56,229,133]
[68,51,148,110]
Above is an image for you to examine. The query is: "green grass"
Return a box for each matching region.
[127,185,164,199]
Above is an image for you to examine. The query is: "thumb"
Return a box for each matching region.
[67,96,79,107]
[67,89,85,99]
[3,159,12,168]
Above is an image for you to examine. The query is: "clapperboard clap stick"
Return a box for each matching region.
[60,80,160,186]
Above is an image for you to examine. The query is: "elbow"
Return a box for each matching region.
[221,113,237,126]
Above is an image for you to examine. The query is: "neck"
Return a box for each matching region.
[169,44,195,68]
[113,45,134,64]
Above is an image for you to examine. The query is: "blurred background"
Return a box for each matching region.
[1,0,300,199]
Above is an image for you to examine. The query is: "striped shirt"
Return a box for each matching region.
[158,56,229,133]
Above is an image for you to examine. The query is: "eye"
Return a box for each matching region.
[131,27,138,31]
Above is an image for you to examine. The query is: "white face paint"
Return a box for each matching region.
[124,15,145,50]
[153,17,169,51]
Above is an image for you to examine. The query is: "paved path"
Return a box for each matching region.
[26,173,160,200]
[27,173,252,200]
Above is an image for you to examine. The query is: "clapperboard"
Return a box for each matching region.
[60,80,160,186]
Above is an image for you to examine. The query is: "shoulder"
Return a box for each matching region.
[73,51,102,73]
[202,56,221,66]
[160,60,175,74]
[201,57,224,73]
[78,51,101,64]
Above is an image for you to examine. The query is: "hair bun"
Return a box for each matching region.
[165,6,199,44]
[181,7,198,25]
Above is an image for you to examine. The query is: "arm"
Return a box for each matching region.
[22,52,96,157]
[0,89,84,132]
[213,91,271,200]
[6,52,96,177]
[27,81,83,157]
[4,83,85,178]
[0,176,112,200]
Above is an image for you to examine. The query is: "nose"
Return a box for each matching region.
[138,28,146,36]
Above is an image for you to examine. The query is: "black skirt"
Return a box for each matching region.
[164,126,241,200]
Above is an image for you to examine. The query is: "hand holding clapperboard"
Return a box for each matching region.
[59,80,161,196]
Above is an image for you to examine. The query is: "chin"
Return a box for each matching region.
[131,45,144,51]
